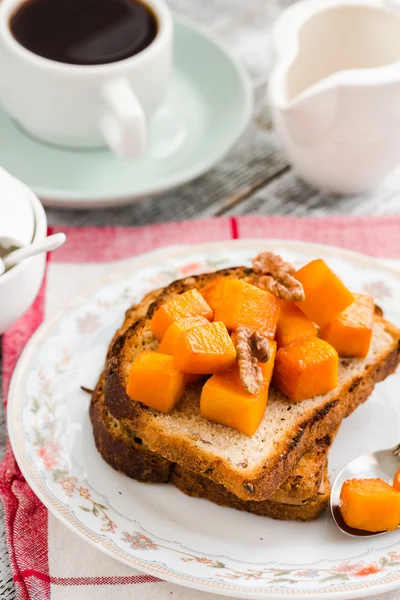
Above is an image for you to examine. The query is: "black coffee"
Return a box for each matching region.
[10,0,158,65]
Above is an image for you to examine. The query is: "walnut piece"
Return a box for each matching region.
[235,326,271,394]
[252,252,305,302]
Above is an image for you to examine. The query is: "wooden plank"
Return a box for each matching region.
[223,168,400,217]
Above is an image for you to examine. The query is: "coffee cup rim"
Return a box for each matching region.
[0,0,172,73]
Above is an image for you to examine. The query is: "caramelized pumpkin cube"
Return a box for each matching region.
[261,340,277,384]
[321,293,374,358]
[151,289,213,340]
[275,301,318,348]
[126,351,185,412]
[214,279,280,337]
[340,478,400,532]
[274,336,338,402]
[158,316,209,354]
[173,321,236,374]
[200,278,225,311]
[200,341,277,435]
[295,259,354,327]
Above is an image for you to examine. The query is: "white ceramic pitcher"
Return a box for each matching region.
[268,0,400,194]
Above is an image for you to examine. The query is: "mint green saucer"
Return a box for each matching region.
[0,18,252,209]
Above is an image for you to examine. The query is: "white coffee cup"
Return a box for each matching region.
[0,0,173,158]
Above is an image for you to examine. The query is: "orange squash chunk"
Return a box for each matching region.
[320,293,374,358]
[126,351,185,412]
[173,321,236,374]
[295,259,354,327]
[200,341,277,435]
[274,336,338,402]
[259,340,277,384]
[158,316,209,354]
[159,316,207,384]
[200,278,225,311]
[275,301,318,348]
[151,289,213,340]
[394,468,400,492]
[213,279,280,337]
[340,478,400,532]
[158,317,207,384]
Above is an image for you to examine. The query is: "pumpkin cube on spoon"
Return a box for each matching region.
[340,478,400,532]
[151,289,213,340]
[213,279,280,337]
[274,336,338,402]
[200,341,277,435]
[295,259,354,327]
[321,293,374,357]
[173,320,236,374]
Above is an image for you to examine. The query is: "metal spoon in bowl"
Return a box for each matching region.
[0,232,66,276]
[330,443,400,537]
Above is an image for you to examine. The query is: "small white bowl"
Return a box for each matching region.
[0,180,47,334]
[0,167,35,245]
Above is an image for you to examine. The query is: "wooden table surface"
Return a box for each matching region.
[1,0,400,596]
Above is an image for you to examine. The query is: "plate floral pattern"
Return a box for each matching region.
[8,240,400,599]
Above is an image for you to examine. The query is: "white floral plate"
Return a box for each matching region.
[8,239,400,600]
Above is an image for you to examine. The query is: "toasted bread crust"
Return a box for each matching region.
[171,467,330,521]
[104,269,400,502]
[90,373,173,483]
[106,289,162,359]
[271,434,330,503]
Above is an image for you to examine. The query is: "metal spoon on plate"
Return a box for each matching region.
[330,443,400,537]
[0,232,66,275]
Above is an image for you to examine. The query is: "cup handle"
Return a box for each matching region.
[99,77,146,159]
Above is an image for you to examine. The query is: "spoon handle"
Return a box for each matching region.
[3,233,66,269]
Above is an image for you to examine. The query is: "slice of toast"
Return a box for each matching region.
[91,372,333,505]
[104,268,400,502]
[90,373,330,519]
[101,291,331,504]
